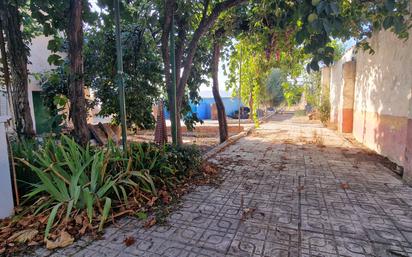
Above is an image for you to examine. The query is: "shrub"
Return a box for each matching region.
[319,96,331,124]
[13,136,203,240]
[12,138,41,197]
[18,136,120,238]
[164,144,202,179]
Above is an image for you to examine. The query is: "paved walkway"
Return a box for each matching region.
[34,114,412,257]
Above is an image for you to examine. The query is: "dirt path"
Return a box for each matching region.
[32,114,412,257]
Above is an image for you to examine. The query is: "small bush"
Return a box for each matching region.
[12,138,41,197]
[11,136,203,241]
[294,110,306,117]
[319,98,330,124]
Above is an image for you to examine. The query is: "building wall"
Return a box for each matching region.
[353,30,412,166]
[324,28,412,182]
[329,49,355,124]
[0,90,11,117]
[27,36,61,132]
[164,97,243,120]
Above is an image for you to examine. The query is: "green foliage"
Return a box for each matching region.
[303,71,322,108]
[19,136,120,237]
[317,83,331,124]
[282,82,304,107]
[327,40,345,62]
[319,96,331,124]
[164,144,203,179]
[84,25,162,129]
[226,38,270,124]
[302,70,330,124]
[14,136,203,237]
[264,68,285,106]
[39,64,89,134]
[11,138,40,197]
[243,0,411,71]
[294,110,307,117]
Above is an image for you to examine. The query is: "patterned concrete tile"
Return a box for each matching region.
[29,114,412,257]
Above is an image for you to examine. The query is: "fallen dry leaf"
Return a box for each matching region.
[75,215,83,225]
[144,217,156,228]
[45,231,74,250]
[340,183,350,190]
[38,215,48,224]
[17,218,32,227]
[202,163,218,175]
[79,219,92,236]
[28,241,40,247]
[123,236,136,246]
[159,190,171,205]
[147,197,158,207]
[241,208,256,221]
[9,229,38,243]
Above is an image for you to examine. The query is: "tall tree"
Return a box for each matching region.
[0,1,35,137]
[209,6,250,142]
[84,25,162,129]
[159,0,247,145]
[211,31,228,143]
[30,0,98,144]
[0,18,13,119]
[226,0,411,124]
[67,0,89,145]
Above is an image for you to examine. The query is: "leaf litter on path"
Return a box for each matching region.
[45,231,74,250]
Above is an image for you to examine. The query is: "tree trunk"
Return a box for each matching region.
[0,2,35,137]
[161,0,246,145]
[154,101,167,144]
[211,40,228,143]
[167,97,182,144]
[68,0,89,145]
[0,18,13,119]
[249,92,253,121]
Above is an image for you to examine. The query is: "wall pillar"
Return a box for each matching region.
[0,116,14,218]
[338,61,356,133]
[403,119,412,184]
[403,87,412,184]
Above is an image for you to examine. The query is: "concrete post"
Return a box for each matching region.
[0,116,14,218]
[338,61,356,133]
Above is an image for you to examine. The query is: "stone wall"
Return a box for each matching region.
[323,29,412,184]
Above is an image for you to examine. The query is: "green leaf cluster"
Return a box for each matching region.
[13,136,203,238]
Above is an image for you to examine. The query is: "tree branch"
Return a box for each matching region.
[161,0,175,92]
[174,14,188,86]
[176,0,247,103]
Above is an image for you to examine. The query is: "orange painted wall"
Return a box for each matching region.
[341,108,353,133]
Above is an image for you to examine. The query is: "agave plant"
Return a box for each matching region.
[19,136,119,238]
[128,143,178,188]
[14,135,203,240]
